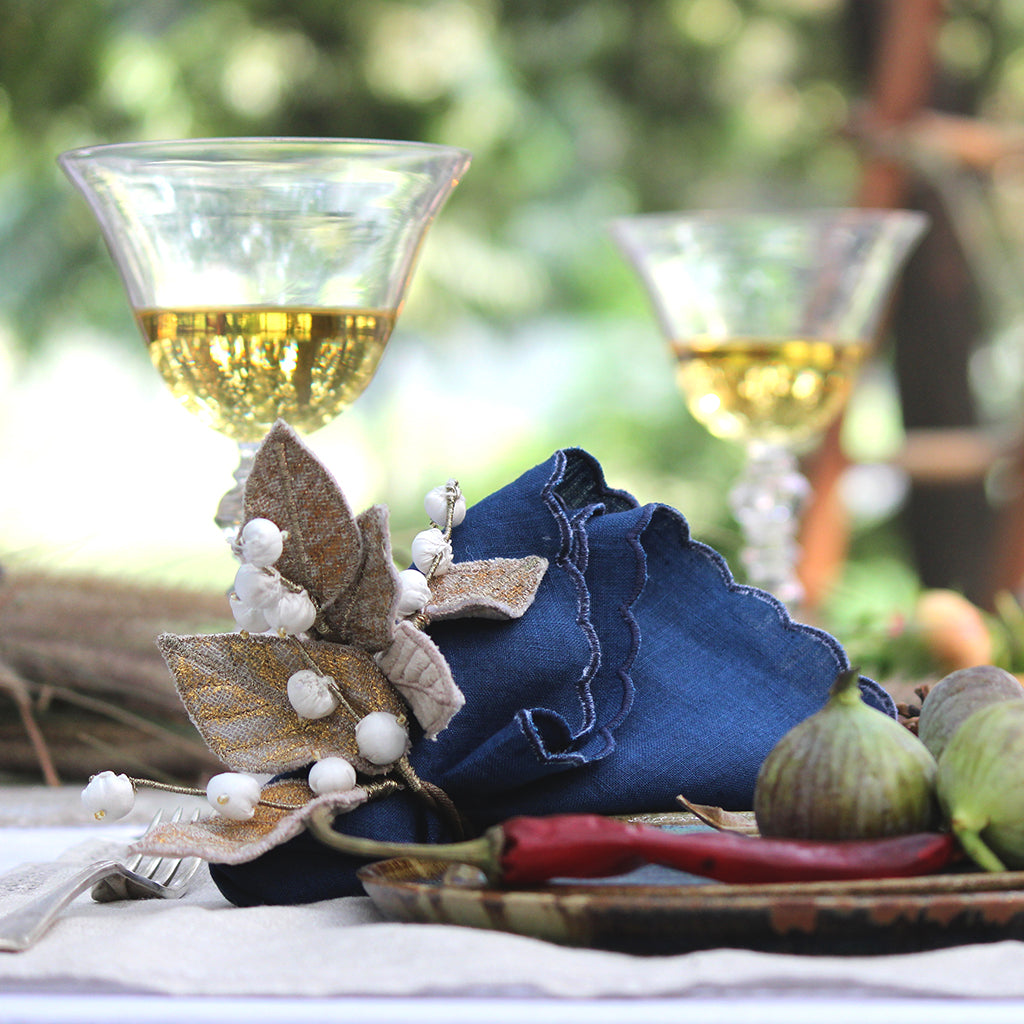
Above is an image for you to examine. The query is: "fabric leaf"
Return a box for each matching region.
[426,556,548,621]
[320,505,400,650]
[243,421,362,609]
[376,620,465,739]
[129,777,371,865]
[157,632,406,774]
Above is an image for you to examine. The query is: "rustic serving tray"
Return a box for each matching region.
[358,857,1024,956]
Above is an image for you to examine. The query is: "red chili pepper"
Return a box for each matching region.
[496,814,958,886]
[310,808,959,885]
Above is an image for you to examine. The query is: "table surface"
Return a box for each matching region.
[3,785,1024,1023]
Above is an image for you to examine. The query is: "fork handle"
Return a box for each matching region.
[0,860,125,953]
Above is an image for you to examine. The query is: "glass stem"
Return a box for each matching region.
[729,441,810,609]
[214,440,259,540]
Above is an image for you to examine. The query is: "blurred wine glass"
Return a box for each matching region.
[611,208,927,609]
[59,137,471,535]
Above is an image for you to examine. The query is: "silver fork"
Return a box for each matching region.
[0,808,204,953]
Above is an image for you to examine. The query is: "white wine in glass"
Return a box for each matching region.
[671,335,872,448]
[59,137,471,533]
[136,307,396,441]
[611,209,928,609]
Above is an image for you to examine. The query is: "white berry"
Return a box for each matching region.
[410,528,453,576]
[308,757,358,795]
[81,771,135,822]
[239,517,286,567]
[355,711,409,765]
[229,594,270,633]
[233,563,282,609]
[287,670,339,720]
[396,568,431,618]
[424,480,466,529]
[266,589,317,636]
[206,773,262,821]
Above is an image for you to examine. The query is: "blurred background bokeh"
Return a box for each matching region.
[8,1,1024,782]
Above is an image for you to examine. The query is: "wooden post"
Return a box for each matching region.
[797,0,944,610]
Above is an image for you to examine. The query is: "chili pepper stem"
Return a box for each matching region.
[306,806,503,879]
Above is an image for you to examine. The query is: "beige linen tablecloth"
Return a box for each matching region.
[3,786,1024,1001]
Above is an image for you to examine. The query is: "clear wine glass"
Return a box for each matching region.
[59,137,471,535]
[610,208,927,609]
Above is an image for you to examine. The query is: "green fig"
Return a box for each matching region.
[918,665,1023,761]
[754,668,937,840]
[937,700,1024,871]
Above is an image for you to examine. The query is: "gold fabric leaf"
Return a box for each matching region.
[427,556,548,621]
[376,620,465,740]
[320,505,400,650]
[130,777,371,866]
[243,420,363,610]
[157,632,407,774]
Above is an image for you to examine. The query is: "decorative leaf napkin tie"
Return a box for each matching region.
[97,422,893,906]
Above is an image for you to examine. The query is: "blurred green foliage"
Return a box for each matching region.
[0,0,878,351]
[3,0,1024,616]
[2,0,1019,351]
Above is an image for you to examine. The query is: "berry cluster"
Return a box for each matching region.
[396,480,466,620]
[81,478,466,825]
[229,519,317,636]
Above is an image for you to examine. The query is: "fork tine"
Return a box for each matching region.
[146,856,183,887]
[172,810,208,890]
[161,850,204,891]
[89,807,206,904]
[142,806,203,888]
[124,810,163,873]
[123,850,146,873]
[144,808,166,831]
[167,810,205,886]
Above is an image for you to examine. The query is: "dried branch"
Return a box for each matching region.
[0,570,229,783]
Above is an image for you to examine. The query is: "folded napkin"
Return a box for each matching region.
[208,445,891,905]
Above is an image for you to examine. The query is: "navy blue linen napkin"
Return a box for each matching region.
[211,448,892,906]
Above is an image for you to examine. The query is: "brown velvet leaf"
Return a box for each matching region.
[320,505,400,650]
[157,632,406,775]
[427,556,548,621]
[243,420,362,609]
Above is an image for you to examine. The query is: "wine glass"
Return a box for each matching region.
[58,137,471,535]
[610,209,927,609]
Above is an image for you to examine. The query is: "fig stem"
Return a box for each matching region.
[951,815,1006,872]
[828,666,862,705]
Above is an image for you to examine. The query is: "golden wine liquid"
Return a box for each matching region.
[671,336,870,446]
[137,308,395,442]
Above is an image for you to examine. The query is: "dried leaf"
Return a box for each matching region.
[157,632,406,774]
[675,795,759,835]
[427,556,548,621]
[376,620,465,739]
[243,421,362,608]
[320,505,400,650]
